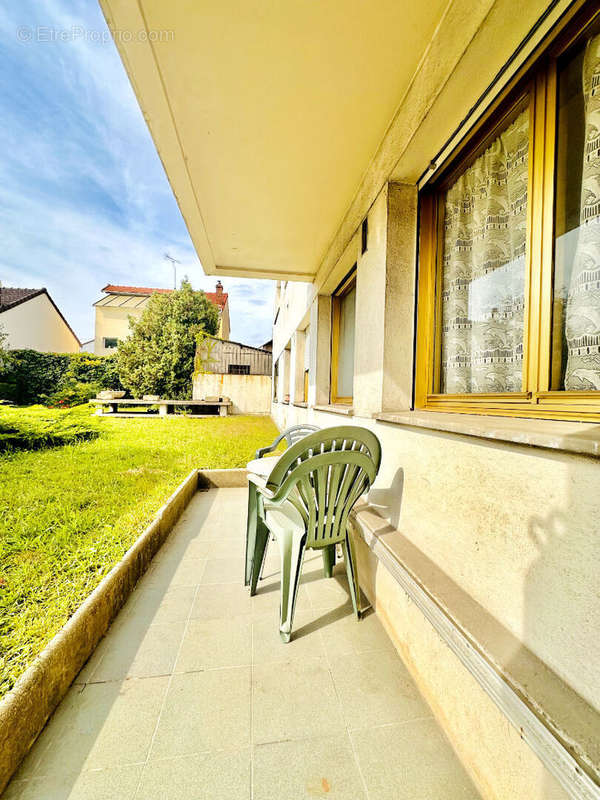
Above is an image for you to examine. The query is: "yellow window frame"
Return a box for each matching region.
[415,3,600,422]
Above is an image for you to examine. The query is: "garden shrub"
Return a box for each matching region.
[0,405,99,452]
[0,351,122,406]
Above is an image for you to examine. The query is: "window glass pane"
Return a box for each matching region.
[552,30,600,391]
[440,108,529,393]
[337,285,356,398]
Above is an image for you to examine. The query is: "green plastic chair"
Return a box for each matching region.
[253,424,320,459]
[245,424,320,586]
[248,426,381,642]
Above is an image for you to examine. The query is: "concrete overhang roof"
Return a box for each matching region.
[99,0,448,281]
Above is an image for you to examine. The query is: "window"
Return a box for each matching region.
[331,268,356,404]
[416,7,600,420]
[228,364,250,375]
[273,359,279,402]
[103,337,118,349]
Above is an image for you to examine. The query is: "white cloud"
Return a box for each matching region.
[0,0,275,347]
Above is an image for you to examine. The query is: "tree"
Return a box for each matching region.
[117,279,219,399]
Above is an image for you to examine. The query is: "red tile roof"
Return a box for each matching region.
[102,284,228,309]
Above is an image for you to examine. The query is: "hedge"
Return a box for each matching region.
[0,351,122,406]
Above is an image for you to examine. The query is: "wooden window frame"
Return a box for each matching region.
[330,267,357,405]
[415,3,600,422]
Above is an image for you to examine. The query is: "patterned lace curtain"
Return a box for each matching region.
[564,33,600,390]
[441,110,529,393]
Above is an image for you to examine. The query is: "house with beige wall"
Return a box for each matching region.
[93,281,230,355]
[99,2,600,797]
[0,287,80,353]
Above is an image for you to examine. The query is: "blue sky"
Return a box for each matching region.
[0,0,274,346]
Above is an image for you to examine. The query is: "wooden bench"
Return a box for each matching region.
[89,398,231,417]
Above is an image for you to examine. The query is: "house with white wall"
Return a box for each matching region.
[93,281,230,355]
[0,287,80,353]
[101,2,600,797]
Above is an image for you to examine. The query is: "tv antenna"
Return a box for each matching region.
[164,253,180,289]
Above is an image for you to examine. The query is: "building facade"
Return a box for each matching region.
[93,282,230,355]
[193,336,272,414]
[101,2,600,796]
[0,287,80,353]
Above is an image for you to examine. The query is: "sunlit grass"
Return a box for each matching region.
[0,407,277,697]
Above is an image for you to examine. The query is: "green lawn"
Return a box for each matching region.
[0,407,278,698]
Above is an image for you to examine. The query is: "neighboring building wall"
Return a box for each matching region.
[194,337,272,413]
[94,303,138,355]
[1,293,80,353]
[93,286,229,354]
[199,337,272,375]
[270,3,600,793]
[193,373,271,414]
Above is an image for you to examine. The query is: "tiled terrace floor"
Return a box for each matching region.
[5,488,481,799]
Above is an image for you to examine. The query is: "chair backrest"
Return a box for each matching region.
[282,424,320,448]
[266,426,381,547]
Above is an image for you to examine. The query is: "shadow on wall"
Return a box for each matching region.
[367,467,404,530]
[522,493,600,797]
[360,440,599,796]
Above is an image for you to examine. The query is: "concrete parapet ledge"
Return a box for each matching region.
[0,467,245,793]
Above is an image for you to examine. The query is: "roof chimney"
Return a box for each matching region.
[215,280,223,295]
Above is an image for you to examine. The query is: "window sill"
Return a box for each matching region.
[313,404,354,416]
[292,402,308,408]
[375,410,600,458]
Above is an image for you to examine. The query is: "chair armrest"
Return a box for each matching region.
[255,442,277,459]
[255,430,288,459]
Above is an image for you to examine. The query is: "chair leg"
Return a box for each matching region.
[245,483,258,586]
[322,544,336,578]
[343,531,361,620]
[250,519,270,597]
[274,527,306,643]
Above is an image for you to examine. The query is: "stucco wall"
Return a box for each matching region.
[193,372,271,414]
[2,294,79,353]
[94,305,138,355]
[272,403,599,713]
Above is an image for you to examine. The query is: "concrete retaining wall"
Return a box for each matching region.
[193,372,272,414]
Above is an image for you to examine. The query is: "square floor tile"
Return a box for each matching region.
[329,650,432,730]
[89,622,185,682]
[252,612,326,665]
[352,718,481,799]
[200,558,245,585]
[34,677,168,776]
[303,569,354,610]
[253,735,366,800]
[189,583,253,621]
[137,749,250,800]
[251,575,311,618]
[125,585,196,626]
[319,608,395,659]
[17,764,142,800]
[252,658,344,744]
[150,667,251,759]
[145,558,206,588]
[175,617,251,671]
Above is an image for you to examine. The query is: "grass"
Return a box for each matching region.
[0,406,278,698]
[0,404,99,452]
